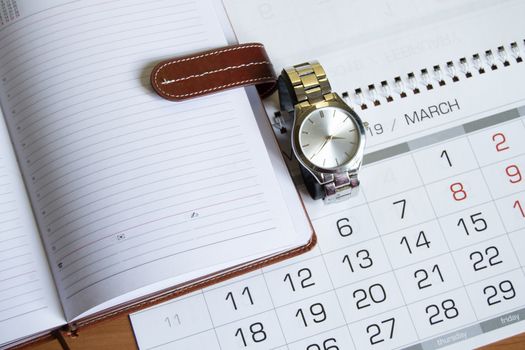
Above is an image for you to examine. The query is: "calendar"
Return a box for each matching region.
[130,1,525,348]
[130,105,525,350]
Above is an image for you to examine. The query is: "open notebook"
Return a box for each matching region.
[0,0,314,348]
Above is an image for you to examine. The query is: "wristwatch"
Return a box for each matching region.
[278,61,366,203]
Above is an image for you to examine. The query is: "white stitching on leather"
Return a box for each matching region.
[169,76,274,98]
[160,61,270,85]
[153,44,268,99]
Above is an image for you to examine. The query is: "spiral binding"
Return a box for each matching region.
[340,40,524,110]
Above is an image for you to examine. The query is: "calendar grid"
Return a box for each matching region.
[360,187,421,339]
[278,324,347,348]
[409,153,479,323]
[201,290,225,350]
[309,149,523,224]
[146,326,215,350]
[260,270,292,349]
[131,110,525,350]
[315,238,360,349]
[316,196,519,259]
[135,267,525,350]
[362,108,521,170]
[463,131,525,283]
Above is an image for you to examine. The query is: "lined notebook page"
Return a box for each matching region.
[0,114,64,346]
[0,0,307,320]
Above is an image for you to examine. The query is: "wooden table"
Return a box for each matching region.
[21,314,525,350]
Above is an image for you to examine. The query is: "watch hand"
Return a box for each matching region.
[330,136,346,140]
[311,137,330,158]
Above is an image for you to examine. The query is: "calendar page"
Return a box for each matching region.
[129,1,525,348]
[130,100,525,349]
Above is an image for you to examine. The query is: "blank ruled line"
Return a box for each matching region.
[0,200,15,206]
[60,199,266,276]
[7,19,203,84]
[0,261,33,274]
[36,134,244,211]
[42,140,244,216]
[15,83,149,128]
[29,114,236,173]
[65,226,276,298]
[49,160,253,236]
[0,0,102,37]
[0,217,18,226]
[0,288,42,304]
[47,157,252,231]
[4,9,200,71]
[0,226,23,235]
[10,35,208,99]
[0,235,24,244]
[35,124,240,192]
[0,279,39,294]
[11,28,203,107]
[20,92,149,143]
[121,213,271,258]
[0,243,29,255]
[0,252,31,264]
[14,67,140,112]
[56,190,264,263]
[0,208,17,216]
[0,0,194,60]
[3,5,198,68]
[10,37,207,107]
[53,179,260,257]
[63,216,272,290]
[16,65,151,114]
[11,30,206,96]
[0,0,184,44]
[12,41,205,110]
[61,209,270,283]
[28,101,229,157]
[0,306,47,324]
[8,1,195,60]
[0,269,35,283]
[19,68,205,134]
[29,105,232,163]
[33,117,237,182]
[26,99,230,159]
[34,126,242,196]
[28,111,235,173]
[191,212,272,234]
[44,148,247,222]
[0,297,44,314]
[21,89,150,143]
[19,73,151,133]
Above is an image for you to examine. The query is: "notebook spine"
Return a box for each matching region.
[341,40,524,110]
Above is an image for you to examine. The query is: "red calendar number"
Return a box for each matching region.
[450,182,467,201]
[514,200,525,218]
[505,164,522,183]
[492,133,510,152]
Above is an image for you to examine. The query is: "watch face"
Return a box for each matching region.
[299,107,360,170]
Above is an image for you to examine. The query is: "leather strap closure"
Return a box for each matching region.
[150,43,277,101]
